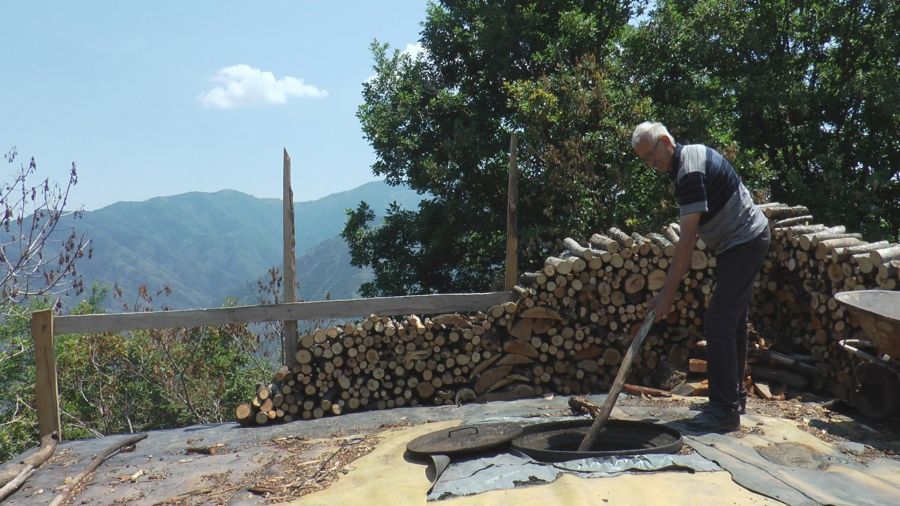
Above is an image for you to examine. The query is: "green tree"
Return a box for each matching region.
[0,147,89,461]
[1,283,275,463]
[349,0,659,296]
[55,287,274,438]
[0,299,51,461]
[623,0,899,240]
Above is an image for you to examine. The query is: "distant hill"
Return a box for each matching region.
[224,235,374,306]
[61,181,423,310]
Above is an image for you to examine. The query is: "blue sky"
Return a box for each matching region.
[1,1,429,211]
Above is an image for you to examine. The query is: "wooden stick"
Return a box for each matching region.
[186,443,225,455]
[505,133,519,291]
[623,383,672,398]
[283,148,299,366]
[0,433,56,501]
[578,308,654,451]
[568,396,601,417]
[0,468,37,502]
[48,434,148,506]
[0,432,58,489]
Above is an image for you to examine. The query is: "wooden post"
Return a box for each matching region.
[505,132,519,291]
[32,309,61,441]
[283,149,299,366]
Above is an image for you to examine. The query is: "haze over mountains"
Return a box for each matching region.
[63,182,423,311]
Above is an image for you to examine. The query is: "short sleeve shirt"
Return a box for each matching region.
[669,144,768,253]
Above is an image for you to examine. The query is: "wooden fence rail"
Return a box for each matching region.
[32,291,517,439]
[30,136,522,442]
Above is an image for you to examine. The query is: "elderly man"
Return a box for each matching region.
[631,121,770,432]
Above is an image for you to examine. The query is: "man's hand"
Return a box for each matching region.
[648,291,675,323]
[649,212,701,324]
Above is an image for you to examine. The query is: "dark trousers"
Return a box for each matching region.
[705,226,771,414]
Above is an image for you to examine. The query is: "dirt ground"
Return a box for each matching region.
[234,393,900,504]
[9,387,900,506]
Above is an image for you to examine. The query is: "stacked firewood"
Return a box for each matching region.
[752,203,900,400]
[237,309,540,424]
[237,202,900,424]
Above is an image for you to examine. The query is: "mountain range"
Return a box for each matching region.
[61,181,424,311]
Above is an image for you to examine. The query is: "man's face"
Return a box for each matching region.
[634,137,671,173]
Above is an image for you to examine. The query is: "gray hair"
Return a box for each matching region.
[631,121,675,148]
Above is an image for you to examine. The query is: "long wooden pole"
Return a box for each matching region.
[505,132,519,291]
[32,309,61,441]
[578,308,655,451]
[283,149,299,367]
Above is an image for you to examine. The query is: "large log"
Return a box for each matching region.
[831,240,890,263]
[765,205,809,220]
[647,233,675,257]
[519,307,563,319]
[473,366,514,395]
[624,274,646,294]
[588,234,620,254]
[478,383,535,402]
[504,340,539,358]
[608,227,634,248]
[647,269,666,291]
[663,224,680,245]
[774,215,814,227]
[564,237,595,259]
[544,256,573,275]
[496,354,535,366]
[235,403,254,425]
[750,365,809,390]
[871,245,900,266]
[691,250,709,270]
[0,432,58,491]
[509,318,534,340]
[782,224,829,241]
[751,349,821,377]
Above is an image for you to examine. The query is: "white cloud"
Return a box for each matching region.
[364,42,427,83]
[198,64,327,109]
[402,42,425,60]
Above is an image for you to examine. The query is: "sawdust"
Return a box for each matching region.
[618,391,900,464]
[244,433,382,504]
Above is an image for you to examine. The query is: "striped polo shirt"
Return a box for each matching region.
[668,144,768,254]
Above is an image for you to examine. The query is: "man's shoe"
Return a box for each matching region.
[685,409,741,433]
[689,400,746,415]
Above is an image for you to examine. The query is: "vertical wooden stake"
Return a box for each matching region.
[32,309,61,441]
[283,149,299,366]
[505,132,519,291]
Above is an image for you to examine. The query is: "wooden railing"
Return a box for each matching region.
[30,138,522,442]
[32,291,518,440]
[31,292,518,439]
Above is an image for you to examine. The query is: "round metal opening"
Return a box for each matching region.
[511,419,683,461]
[406,422,524,456]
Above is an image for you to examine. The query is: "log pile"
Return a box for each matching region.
[751,203,900,400]
[237,202,900,424]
